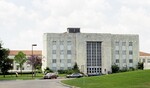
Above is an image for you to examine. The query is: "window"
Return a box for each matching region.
[60,50,64,54]
[115,41,119,46]
[52,59,56,63]
[122,42,126,46]
[60,59,65,63]
[52,67,56,71]
[129,67,133,69]
[122,50,126,55]
[52,50,56,54]
[123,59,126,63]
[68,67,72,70]
[115,50,119,55]
[52,41,56,45]
[60,41,64,45]
[60,67,64,70]
[116,59,119,63]
[147,59,150,63]
[129,51,132,55]
[67,59,71,63]
[129,59,133,63]
[142,59,145,63]
[129,42,133,46]
[67,41,71,45]
[67,50,71,54]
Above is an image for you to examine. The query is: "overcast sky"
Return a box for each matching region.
[0,0,150,53]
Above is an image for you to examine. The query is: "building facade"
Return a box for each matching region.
[139,52,150,69]
[9,50,42,72]
[42,28,139,75]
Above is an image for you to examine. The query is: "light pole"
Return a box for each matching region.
[32,44,37,78]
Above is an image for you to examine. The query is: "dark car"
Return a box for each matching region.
[66,73,83,78]
[43,73,58,79]
[87,73,101,76]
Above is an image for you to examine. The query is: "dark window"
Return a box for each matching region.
[52,59,56,63]
[129,51,133,55]
[115,41,119,46]
[122,42,126,46]
[129,42,133,46]
[116,59,119,63]
[52,50,56,54]
[115,50,119,55]
[52,41,56,45]
[129,59,133,63]
[67,50,71,54]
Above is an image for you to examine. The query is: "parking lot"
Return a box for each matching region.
[0,79,70,88]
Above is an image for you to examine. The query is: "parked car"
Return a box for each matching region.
[66,73,83,78]
[87,73,101,76]
[43,73,58,79]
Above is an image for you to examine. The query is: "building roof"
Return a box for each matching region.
[140,51,150,56]
[9,50,42,56]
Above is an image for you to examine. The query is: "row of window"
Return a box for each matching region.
[115,41,133,46]
[52,41,71,45]
[116,59,133,63]
[87,68,101,74]
[52,50,71,54]
[142,59,150,63]
[52,59,72,63]
[52,67,72,71]
[115,50,133,55]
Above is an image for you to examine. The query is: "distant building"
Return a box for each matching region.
[9,50,42,72]
[139,52,150,69]
[42,28,139,75]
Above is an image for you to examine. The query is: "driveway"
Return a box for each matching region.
[0,79,70,88]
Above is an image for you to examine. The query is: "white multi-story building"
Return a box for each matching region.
[42,28,139,75]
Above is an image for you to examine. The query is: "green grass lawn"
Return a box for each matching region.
[62,70,150,88]
[0,73,44,80]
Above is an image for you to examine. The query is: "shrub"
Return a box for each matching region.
[44,67,53,74]
[111,64,119,73]
[58,69,74,74]
[137,62,144,70]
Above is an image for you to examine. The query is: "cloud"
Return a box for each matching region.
[1,0,150,53]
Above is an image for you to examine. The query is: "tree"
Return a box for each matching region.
[111,64,119,73]
[44,67,53,74]
[27,55,42,77]
[14,51,27,75]
[137,62,144,70]
[72,62,80,73]
[0,42,12,77]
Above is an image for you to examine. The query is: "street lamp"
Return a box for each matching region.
[32,44,37,78]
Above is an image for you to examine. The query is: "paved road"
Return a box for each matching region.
[0,79,70,88]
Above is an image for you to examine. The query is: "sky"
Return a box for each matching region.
[0,0,150,53]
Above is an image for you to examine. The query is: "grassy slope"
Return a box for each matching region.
[62,70,150,88]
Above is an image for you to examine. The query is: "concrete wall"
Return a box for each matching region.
[43,32,139,74]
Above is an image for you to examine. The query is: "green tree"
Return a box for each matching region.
[72,62,80,73]
[0,42,12,77]
[111,64,119,73]
[137,62,144,70]
[44,67,53,74]
[14,51,27,75]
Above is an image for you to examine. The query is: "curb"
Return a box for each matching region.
[59,80,80,88]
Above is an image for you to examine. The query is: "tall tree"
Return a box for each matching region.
[14,51,27,75]
[0,42,12,77]
[72,62,80,73]
[28,55,42,77]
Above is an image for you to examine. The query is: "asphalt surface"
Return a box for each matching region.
[0,79,70,88]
